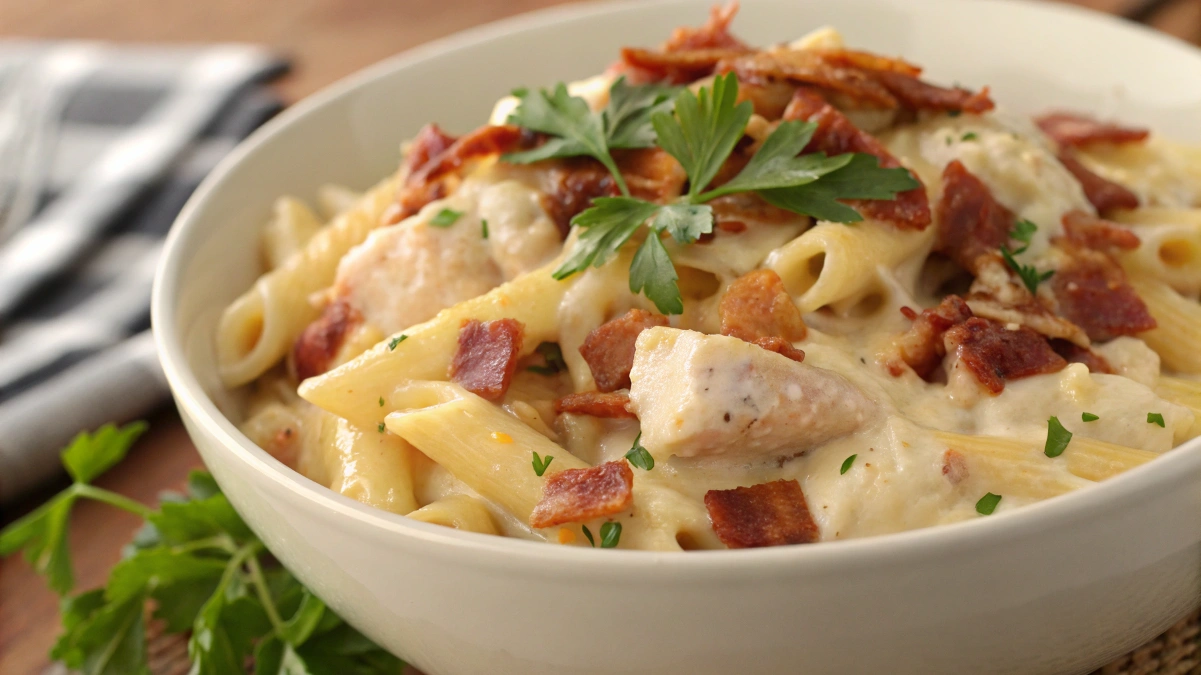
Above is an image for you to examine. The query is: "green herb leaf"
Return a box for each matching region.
[61,422,148,485]
[481,218,489,239]
[377,422,385,433]
[281,590,327,647]
[56,593,150,674]
[1044,416,1073,458]
[961,132,978,141]
[599,521,622,548]
[429,208,462,228]
[1148,412,1166,427]
[840,454,857,475]
[976,492,1002,515]
[604,77,678,149]
[504,83,629,194]
[1010,219,1038,253]
[652,72,753,198]
[651,202,713,244]
[551,197,661,280]
[387,334,407,350]
[629,232,683,315]
[758,153,920,223]
[581,525,595,547]
[106,549,226,605]
[702,120,850,198]
[1082,412,1099,422]
[527,342,567,376]
[1000,244,1053,295]
[532,451,554,477]
[625,433,655,471]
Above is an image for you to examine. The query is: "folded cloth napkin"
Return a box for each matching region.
[0,42,288,503]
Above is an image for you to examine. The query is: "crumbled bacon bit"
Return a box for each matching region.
[1061,209,1140,252]
[1049,246,1156,342]
[449,318,526,401]
[390,124,526,224]
[819,50,922,77]
[529,460,635,529]
[663,1,747,52]
[752,337,806,363]
[400,124,457,179]
[944,317,1067,394]
[966,292,1088,347]
[891,295,974,379]
[554,392,637,419]
[1049,339,1114,374]
[292,300,362,381]
[1035,112,1149,148]
[1055,151,1140,215]
[782,88,930,230]
[704,479,820,548]
[872,72,994,115]
[935,160,1015,273]
[614,1,750,84]
[579,309,669,392]
[538,158,619,238]
[942,449,969,485]
[719,269,807,344]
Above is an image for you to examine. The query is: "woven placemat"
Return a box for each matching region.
[46,607,1188,675]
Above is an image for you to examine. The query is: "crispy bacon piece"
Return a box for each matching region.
[529,460,635,529]
[449,318,525,401]
[400,124,457,178]
[554,392,636,419]
[966,292,1088,347]
[719,269,807,344]
[1056,151,1139,215]
[615,1,750,84]
[752,337,806,363]
[389,124,526,224]
[944,318,1067,394]
[292,300,362,381]
[782,88,931,230]
[1050,339,1115,374]
[942,449,969,485]
[872,71,994,115]
[538,158,619,238]
[1061,209,1140,252]
[579,309,669,392]
[1049,247,1156,342]
[663,1,747,51]
[892,295,974,378]
[1035,112,1149,148]
[936,160,1016,273]
[618,147,688,203]
[704,479,820,548]
[820,49,922,77]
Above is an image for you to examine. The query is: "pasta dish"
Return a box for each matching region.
[216,3,1201,551]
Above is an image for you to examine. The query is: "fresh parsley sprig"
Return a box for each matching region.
[0,423,404,675]
[1001,218,1054,295]
[512,73,919,314]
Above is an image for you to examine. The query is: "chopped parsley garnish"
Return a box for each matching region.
[429,208,462,227]
[961,132,978,141]
[840,454,857,475]
[532,451,554,477]
[510,73,918,314]
[1082,412,1099,422]
[1148,412,1166,427]
[481,218,489,239]
[1044,416,1073,457]
[1000,219,1053,294]
[388,334,408,350]
[527,342,567,375]
[599,521,622,548]
[976,492,1002,515]
[625,432,654,471]
[379,396,385,407]
[377,422,385,433]
[581,525,595,547]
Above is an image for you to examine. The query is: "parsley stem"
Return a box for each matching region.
[245,552,286,633]
[170,535,237,556]
[73,484,156,520]
[599,157,631,197]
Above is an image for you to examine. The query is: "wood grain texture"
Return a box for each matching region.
[0,0,1196,673]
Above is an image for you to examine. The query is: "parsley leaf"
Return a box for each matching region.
[961,132,978,141]
[651,203,712,244]
[61,422,148,484]
[504,82,630,194]
[600,521,623,548]
[1082,412,1099,422]
[629,232,683,315]
[840,454,857,475]
[532,451,554,477]
[1044,416,1073,457]
[481,219,489,239]
[976,492,1002,515]
[652,72,753,198]
[581,525,596,547]
[429,208,462,227]
[603,77,677,149]
[387,334,407,350]
[625,432,655,471]
[1001,244,1054,295]
[759,153,921,222]
[1009,219,1038,253]
[700,120,847,198]
[1148,412,1166,427]
[552,197,660,279]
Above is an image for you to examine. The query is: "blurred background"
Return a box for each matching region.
[0,1,1198,673]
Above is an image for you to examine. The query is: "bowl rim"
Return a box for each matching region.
[152,0,1201,575]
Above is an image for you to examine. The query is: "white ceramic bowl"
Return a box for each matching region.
[152,1,1201,673]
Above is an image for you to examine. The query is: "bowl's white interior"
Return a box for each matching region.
[154,0,1201,563]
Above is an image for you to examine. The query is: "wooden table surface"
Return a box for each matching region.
[0,1,1197,673]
